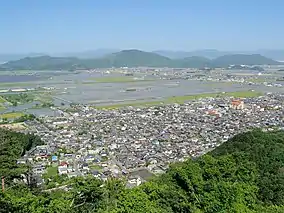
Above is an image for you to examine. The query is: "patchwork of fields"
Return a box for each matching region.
[0,69,283,116]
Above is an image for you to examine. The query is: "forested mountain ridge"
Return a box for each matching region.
[0,129,284,212]
[0,50,281,70]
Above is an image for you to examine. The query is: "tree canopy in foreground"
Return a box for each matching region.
[0,129,284,213]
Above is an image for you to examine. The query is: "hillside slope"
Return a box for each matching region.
[107,49,172,67]
[211,54,281,66]
[0,56,82,70]
[0,50,281,70]
[174,56,211,68]
[1,130,284,213]
[210,129,284,205]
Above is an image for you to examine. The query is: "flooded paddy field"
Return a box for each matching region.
[0,68,283,115]
[0,70,75,88]
[55,80,247,104]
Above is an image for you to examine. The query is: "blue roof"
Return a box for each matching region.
[52,156,58,161]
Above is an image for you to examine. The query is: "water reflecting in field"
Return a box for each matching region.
[0,69,283,115]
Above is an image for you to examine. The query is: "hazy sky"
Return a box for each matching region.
[0,0,283,53]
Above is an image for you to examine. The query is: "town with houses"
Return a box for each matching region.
[16,92,284,188]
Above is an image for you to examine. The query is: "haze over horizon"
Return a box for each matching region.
[1,0,284,54]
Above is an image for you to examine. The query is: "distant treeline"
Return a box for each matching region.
[1,129,284,212]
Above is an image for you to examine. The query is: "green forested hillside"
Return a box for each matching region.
[0,50,281,70]
[174,56,211,68]
[0,128,43,181]
[0,130,284,213]
[211,54,280,66]
[1,56,82,70]
[210,130,284,206]
[108,49,172,67]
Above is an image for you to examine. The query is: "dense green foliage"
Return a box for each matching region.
[0,114,35,124]
[13,114,36,123]
[0,130,284,212]
[3,93,34,106]
[211,130,284,206]
[0,50,281,70]
[0,128,43,181]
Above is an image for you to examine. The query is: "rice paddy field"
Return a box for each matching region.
[0,112,24,119]
[0,67,283,115]
[94,91,263,109]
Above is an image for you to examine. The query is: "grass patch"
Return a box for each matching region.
[45,166,58,177]
[231,90,263,97]
[207,82,235,87]
[248,78,268,83]
[89,164,103,171]
[95,90,262,109]
[166,90,262,103]
[0,96,6,103]
[0,112,24,119]
[0,82,37,87]
[95,100,163,109]
[0,105,6,111]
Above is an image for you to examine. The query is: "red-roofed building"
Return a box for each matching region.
[231,99,244,110]
[60,161,68,168]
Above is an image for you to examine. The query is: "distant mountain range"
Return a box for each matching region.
[0,49,282,71]
[153,50,231,60]
[0,53,45,64]
[154,49,284,61]
[0,49,118,63]
[2,49,284,62]
[53,49,120,59]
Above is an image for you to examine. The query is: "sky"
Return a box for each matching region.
[0,0,284,53]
